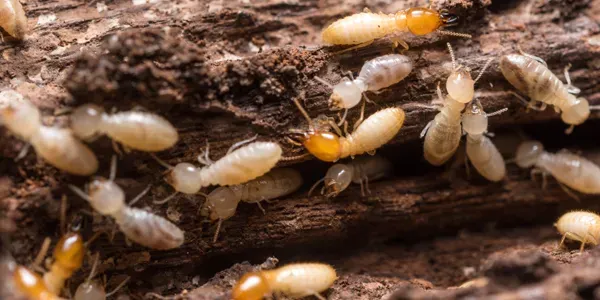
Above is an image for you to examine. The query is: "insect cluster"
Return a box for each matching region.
[1,1,599,299]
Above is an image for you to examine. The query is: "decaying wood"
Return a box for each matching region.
[1,0,600,299]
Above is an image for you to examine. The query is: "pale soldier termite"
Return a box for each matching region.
[201,168,303,243]
[74,253,130,300]
[232,262,337,300]
[314,54,413,128]
[70,104,179,152]
[419,43,493,166]
[515,140,600,198]
[461,100,508,182]
[152,136,283,203]
[0,0,27,40]
[288,97,405,162]
[555,211,600,252]
[69,156,185,250]
[500,52,598,134]
[0,90,98,176]
[309,155,392,198]
[321,5,470,49]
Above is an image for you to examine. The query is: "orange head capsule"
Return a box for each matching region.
[53,232,85,273]
[231,272,271,300]
[13,266,57,300]
[405,7,457,35]
[303,132,342,162]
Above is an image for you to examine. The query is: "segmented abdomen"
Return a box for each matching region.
[358,54,413,91]
[340,107,405,158]
[556,211,600,244]
[266,263,337,298]
[538,152,600,194]
[115,207,184,250]
[104,112,179,152]
[199,142,282,186]
[423,115,462,166]
[466,136,506,182]
[240,168,303,203]
[350,155,392,183]
[322,12,399,45]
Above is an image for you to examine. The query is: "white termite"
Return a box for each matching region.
[500,52,598,134]
[0,0,27,40]
[309,155,392,198]
[202,168,303,242]
[515,140,600,197]
[69,156,185,250]
[232,262,337,300]
[420,43,492,166]
[0,90,98,176]
[74,253,130,300]
[153,136,283,203]
[315,54,412,126]
[461,100,508,182]
[70,104,179,152]
[555,211,600,252]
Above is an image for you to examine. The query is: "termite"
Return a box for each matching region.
[42,232,85,295]
[70,104,179,152]
[0,0,27,40]
[202,168,303,243]
[309,155,392,198]
[0,90,98,176]
[289,97,405,162]
[555,211,600,252]
[420,43,492,166]
[69,156,185,250]
[153,136,283,203]
[314,54,413,127]
[74,253,130,300]
[321,5,470,49]
[232,263,337,300]
[461,100,508,182]
[515,140,600,198]
[500,52,598,134]
[12,265,61,300]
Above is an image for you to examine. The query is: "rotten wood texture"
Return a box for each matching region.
[1,0,600,299]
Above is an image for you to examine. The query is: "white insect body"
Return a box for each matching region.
[0,90,98,176]
[461,101,506,182]
[74,254,129,300]
[69,157,184,250]
[0,0,27,39]
[555,211,600,252]
[515,140,600,195]
[70,104,179,152]
[232,263,337,300]
[310,155,392,198]
[500,54,592,133]
[165,140,283,196]
[203,168,303,242]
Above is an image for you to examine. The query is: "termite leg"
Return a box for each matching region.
[353,98,366,131]
[153,191,179,205]
[150,153,173,170]
[333,40,374,55]
[105,276,131,297]
[31,237,51,273]
[508,91,546,111]
[197,140,214,166]
[565,125,575,135]
[343,119,350,137]
[255,202,266,215]
[359,180,365,197]
[337,108,349,127]
[580,235,588,253]
[112,140,125,157]
[389,36,409,50]
[226,135,258,155]
[312,292,327,300]
[327,120,343,137]
[308,178,325,197]
[558,182,580,202]
[563,64,581,95]
[109,155,118,181]
[517,45,548,67]
[420,121,433,139]
[15,143,31,161]
[364,176,371,195]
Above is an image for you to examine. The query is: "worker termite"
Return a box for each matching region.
[70,104,179,152]
[69,156,185,250]
[153,136,283,203]
[0,90,99,176]
[202,168,303,243]
[74,253,130,300]
[461,100,508,182]
[0,0,27,40]
[420,43,492,166]
[232,262,337,300]
[314,54,413,127]
[309,155,392,198]
[321,5,470,49]
[500,52,598,134]
[289,97,405,162]
[515,140,600,198]
[555,211,600,252]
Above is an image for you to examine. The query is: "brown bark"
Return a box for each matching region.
[1,0,600,299]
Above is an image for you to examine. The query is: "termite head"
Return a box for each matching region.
[75,281,105,300]
[13,266,53,299]
[53,232,85,273]
[205,187,240,221]
[303,131,342,162]
[323,164,353,198]
[515,140,544,168]
[0,91,41,140]
[232,272,271,300]
[446,68,474,103]
[329,78,365,110]
[88,179,126,215]
[405,7,444,36]
[461,101,487,135]
[561,97,590,126]
[166,163,202,194]
[71,104,105,140]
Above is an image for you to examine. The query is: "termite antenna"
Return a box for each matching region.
[308,178,326,197]
[474,58,494,84]
[280,153,311,161]
[69,184,92,202]
[109,155,118,182]
[213,219,223,243]
[486,108,508,117]
[153,191,178,205]
[31,237,51,271]
[128,184,152,206]
[563,64,581,94]
[105,276,131,297]
[292,97,314,128]
[446,42,456,71]
[85,252,100,284]
[150,153,173,169]
[313,76,334,89]
[439,30,472,39]
[60,195,68,234]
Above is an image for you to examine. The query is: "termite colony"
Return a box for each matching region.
[1,1,599,299]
